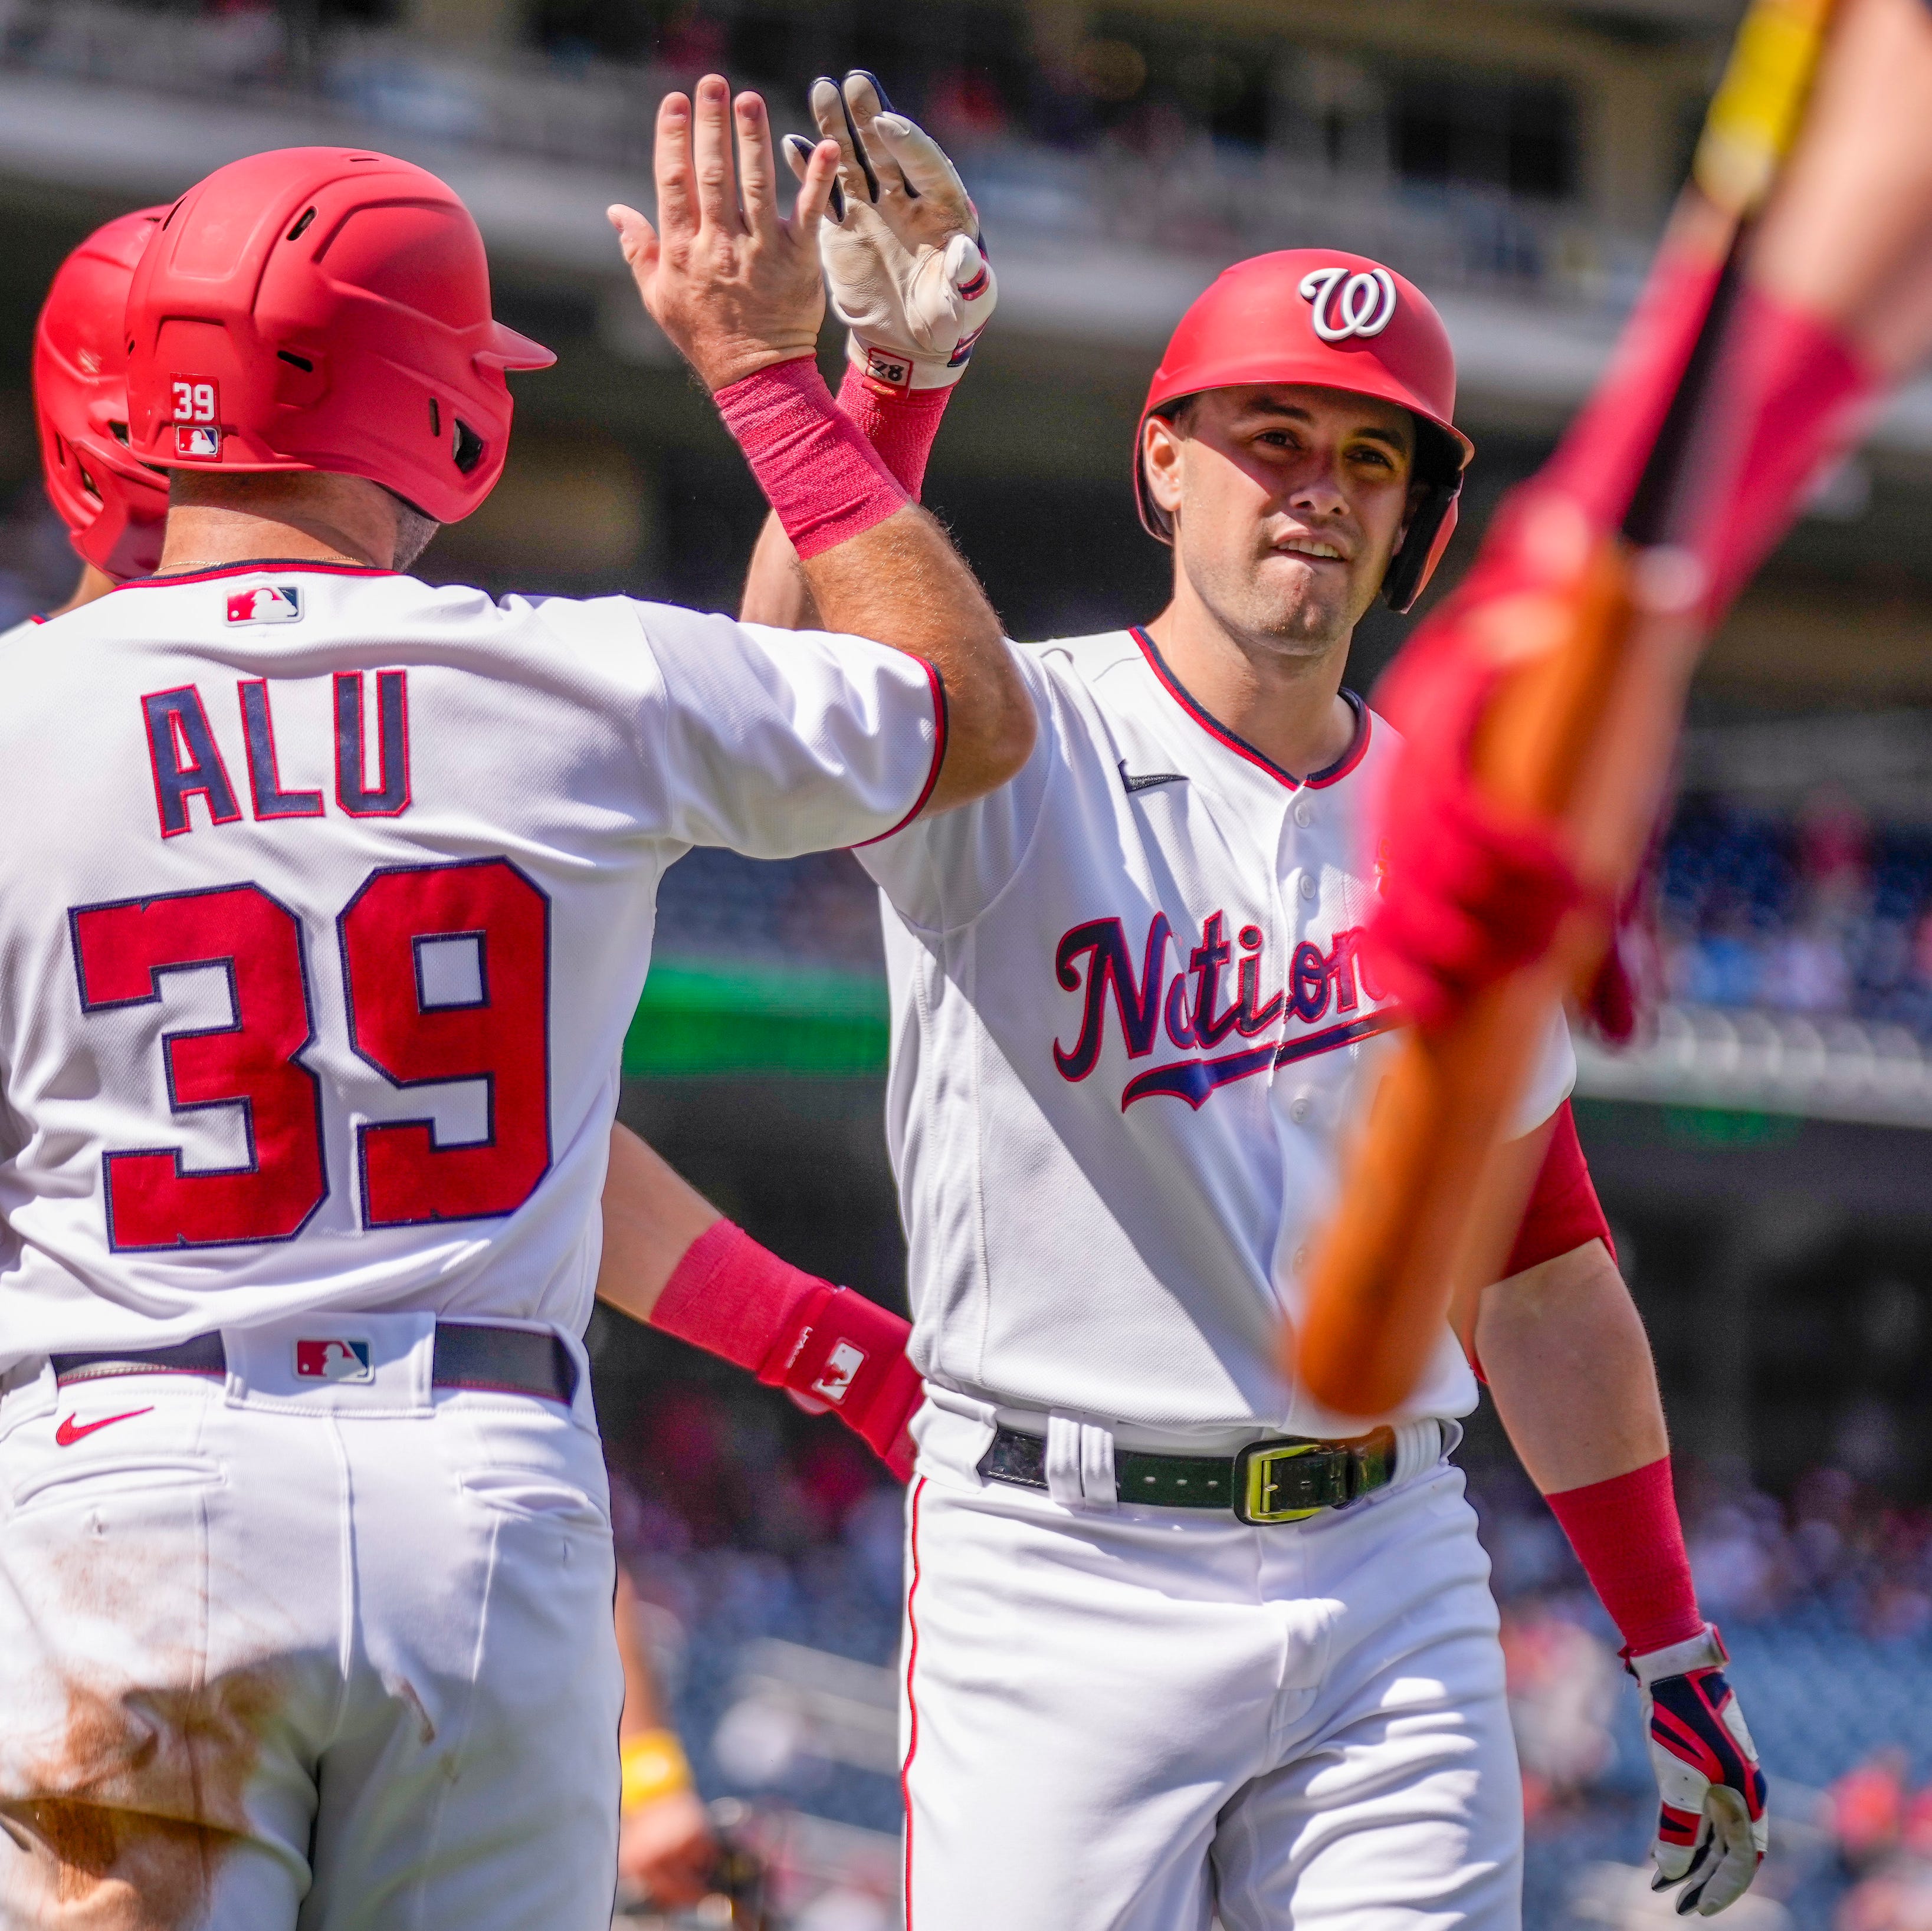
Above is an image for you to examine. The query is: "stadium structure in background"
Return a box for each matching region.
[0,0,1928,1555]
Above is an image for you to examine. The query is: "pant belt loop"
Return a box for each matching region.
[1044,1415,1118,1511]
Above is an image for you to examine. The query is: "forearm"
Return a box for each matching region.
[614,1567,671,1739]
[1476,1239,1666,1492]
[597,1121,722,1325]
[1480,1240,1701,1654]
[741,508,819,628]
[799,503,1029,810]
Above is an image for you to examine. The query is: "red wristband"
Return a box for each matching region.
[713,357,910,560]
[836,363,952,501]
[1544,1457,1704,1655]
[649,1220,923,1479]
[1505,1102,1615,1278]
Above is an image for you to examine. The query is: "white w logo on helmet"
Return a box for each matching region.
[1298,267,1397,343]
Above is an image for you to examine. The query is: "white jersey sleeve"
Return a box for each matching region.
[855,642,1054,928]
[621,604,945,856]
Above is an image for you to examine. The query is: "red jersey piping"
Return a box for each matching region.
[852,659,949,848]
[1129,626,1368,790]
[113,560,399,592]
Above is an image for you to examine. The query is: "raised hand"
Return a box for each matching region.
[608,76,840,393]
[783,69,996,392]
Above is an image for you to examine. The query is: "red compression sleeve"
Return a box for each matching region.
[713,357,910,560]
[836,364,952,501]
[648,1220,923,1477]
[1703,287,1877,619]
[1544,1458,1704,1656]
[1505,1101,1615,1277]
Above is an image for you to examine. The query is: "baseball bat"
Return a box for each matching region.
[1296,0,1853,1417]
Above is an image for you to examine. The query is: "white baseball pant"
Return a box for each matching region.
[0,1311,623,1930]
[900,1393,1522,1931]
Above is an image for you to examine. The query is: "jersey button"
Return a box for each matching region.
[1293,1246,1309,1272]
[1290,1096,1311,1122]
[1293,802,1313,829]
[1298,873,1317,901]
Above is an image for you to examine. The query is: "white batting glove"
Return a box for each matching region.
[1627,1626,1769,1916]
[782,70,995,394]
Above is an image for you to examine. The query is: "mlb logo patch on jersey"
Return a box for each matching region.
[294,1338,373,1384]
[810,1339,867,1405]
[227,584,303,626]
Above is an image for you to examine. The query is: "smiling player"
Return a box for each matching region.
[735,77,1767,1930]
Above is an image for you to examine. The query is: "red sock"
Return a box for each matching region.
[836,364,952,501]
[1543,1457,1704,1656]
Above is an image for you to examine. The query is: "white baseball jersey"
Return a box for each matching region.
[861,626,1573,1439]
[0,561,942,1372]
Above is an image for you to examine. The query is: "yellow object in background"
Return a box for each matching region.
[620,1729,696,1813]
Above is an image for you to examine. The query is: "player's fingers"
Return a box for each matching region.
[786,139,839,249]
[785,133,846,224]
[651,93,696,240]
[810,76,874,208]
[843,70,911,198]
[871,112,977,216]
[690,73,743,235]
[1651,1812,1710,1888]
[606,205,662,283]
[734,90,778,232]
[1684,1790,1762,1917]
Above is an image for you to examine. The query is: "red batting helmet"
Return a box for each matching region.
[126,147,555,524]
[34,206,172,583]
[1136,249,1474,615]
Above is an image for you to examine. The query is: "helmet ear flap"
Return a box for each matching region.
[1382,482,1460,615]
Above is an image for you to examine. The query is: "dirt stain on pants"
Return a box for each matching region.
[0,1667,285,1930]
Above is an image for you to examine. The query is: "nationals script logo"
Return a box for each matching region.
[1054,911,1400,1111]
[1298,265,1397,343]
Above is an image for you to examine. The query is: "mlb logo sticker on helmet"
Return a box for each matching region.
[811,1339,868,1405]
[176,426,221,459]
[294,1338,373,1383]
[227,585,303,625]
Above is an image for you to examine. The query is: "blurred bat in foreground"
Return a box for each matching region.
[1298,0,1932,1418]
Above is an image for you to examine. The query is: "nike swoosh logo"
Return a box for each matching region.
[1118,761,1187,794]
[55,1406,154,1446]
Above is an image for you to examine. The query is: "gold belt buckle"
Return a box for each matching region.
[1239,1441,1329,1525]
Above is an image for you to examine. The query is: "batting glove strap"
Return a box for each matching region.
[1626,1623,1729,1685]
[760,1283,923,1476]
[1631,1627,1769,1917]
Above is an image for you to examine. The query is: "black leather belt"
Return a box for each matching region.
[49,1323,577,1405]
[979,1422,1399,1525]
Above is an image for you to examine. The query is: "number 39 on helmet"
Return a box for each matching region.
[124,147,555,525]
[1134,249,1474,615]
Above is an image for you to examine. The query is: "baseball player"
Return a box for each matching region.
[15,204,173,628]
[0,75,1029,1931]
[15,205,926,1919]
[726,75,1767,1931]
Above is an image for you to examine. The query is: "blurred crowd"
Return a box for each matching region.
[0,0,1641,306]
[592,1344,1932,1929]
[1661,791,1932,1035]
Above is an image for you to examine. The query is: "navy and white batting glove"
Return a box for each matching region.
[1627,1625,1768,1916]
[783,70,996,393]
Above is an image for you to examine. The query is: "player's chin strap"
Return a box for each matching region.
[1625,1624,1769,1918]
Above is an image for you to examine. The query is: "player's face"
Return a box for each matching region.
[1144,385,1419,656]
